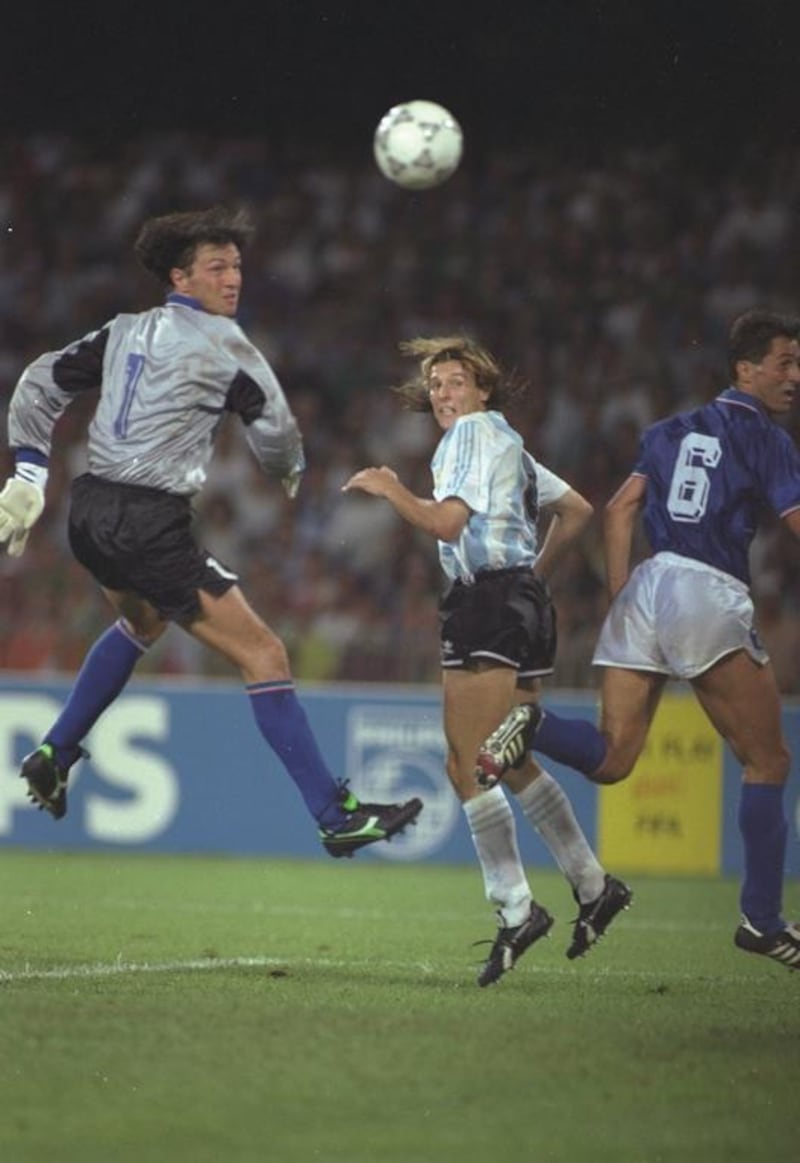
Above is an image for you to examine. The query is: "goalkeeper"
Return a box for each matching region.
[0,205,421,855]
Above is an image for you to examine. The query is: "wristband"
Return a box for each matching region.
[14,457,49,491]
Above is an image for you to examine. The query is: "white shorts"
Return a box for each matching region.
[592,552,769,679]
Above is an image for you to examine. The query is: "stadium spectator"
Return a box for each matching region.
[2,133,800,686]
[343,336,631,984]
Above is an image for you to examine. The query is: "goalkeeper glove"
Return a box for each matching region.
[0,478,45,557]
[282,468,304,500]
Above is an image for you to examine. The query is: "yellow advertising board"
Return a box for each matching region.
[597,692,723,874]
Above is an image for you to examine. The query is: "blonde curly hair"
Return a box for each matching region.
[392,335,526,412]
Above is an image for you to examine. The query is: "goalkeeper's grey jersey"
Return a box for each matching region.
[8,294,304,496]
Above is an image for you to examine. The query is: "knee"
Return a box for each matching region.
[119,615,166,648]
[211,614,291,682]
[749,742,791,786]
[592,747,637,785]
[247,629,291,678]
[591,764,631,786]
[504,755,541,794]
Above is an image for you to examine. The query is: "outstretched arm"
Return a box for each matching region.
[604,473,647,600]
[343,466,469,542]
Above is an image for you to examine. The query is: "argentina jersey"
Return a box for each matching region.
[431,410,567,582]
[635,388,800,584]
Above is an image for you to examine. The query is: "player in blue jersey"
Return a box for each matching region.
[0,206,422,856]
[344,336,632,985]
[476,309,800,971]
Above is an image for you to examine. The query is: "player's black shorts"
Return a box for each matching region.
[67,473,239,623]
[439,566,557,677]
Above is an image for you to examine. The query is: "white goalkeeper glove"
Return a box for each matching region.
[0,478,45,557]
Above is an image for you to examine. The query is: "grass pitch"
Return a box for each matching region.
[0,849,797,1163]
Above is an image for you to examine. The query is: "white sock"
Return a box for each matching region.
[463,786,531,927]
[515,770,605,904]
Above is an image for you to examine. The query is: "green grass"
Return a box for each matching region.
[0,850,797,1163]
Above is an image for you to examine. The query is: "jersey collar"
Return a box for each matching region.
[166,292,205,311]
[718,386,768,417]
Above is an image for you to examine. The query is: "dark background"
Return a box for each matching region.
[2,1,798,157]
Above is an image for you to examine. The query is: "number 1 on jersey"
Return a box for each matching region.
[113,353,146,439]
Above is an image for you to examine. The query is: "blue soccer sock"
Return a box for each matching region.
[738,782,787,934]
[46,620,147,766]
[534,710,608,777]
[247,681,346,828]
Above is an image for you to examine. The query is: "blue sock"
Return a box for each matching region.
[247,682,346,827]
[534,710,608,776]
[47,621,146,766]
[738,783,787,934]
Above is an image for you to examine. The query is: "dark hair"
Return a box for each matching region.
[392,335,527,412]
[728,309,800,378]
[134,206,255,286]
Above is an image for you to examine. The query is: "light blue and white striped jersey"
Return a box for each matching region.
[431,410,569,582]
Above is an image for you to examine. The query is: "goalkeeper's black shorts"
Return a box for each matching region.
[67,473,238,623]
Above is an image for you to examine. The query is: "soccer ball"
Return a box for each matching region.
[373,100,463,190]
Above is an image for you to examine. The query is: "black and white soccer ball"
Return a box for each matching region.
[373,100,463,190]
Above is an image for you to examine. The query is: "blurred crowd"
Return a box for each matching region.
[2,132,800,691]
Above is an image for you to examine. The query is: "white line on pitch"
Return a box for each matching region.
[0,955,763,986]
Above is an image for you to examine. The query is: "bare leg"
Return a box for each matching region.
[444,666,610,917]
[183,586,288,683]
[443,666,533,925]
[692,652,788,785]
[442,665,520,801]
[183,586,422,845]
[594,666,667,783]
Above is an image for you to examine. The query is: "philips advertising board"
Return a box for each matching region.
[1,676,798,877]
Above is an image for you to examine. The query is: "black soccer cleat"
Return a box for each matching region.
[476,901,554,987]
[474,703,542,790]
[566,874,633,960]
[320,796,423,858]
[20,743,88,821]
[734,917,800,972]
